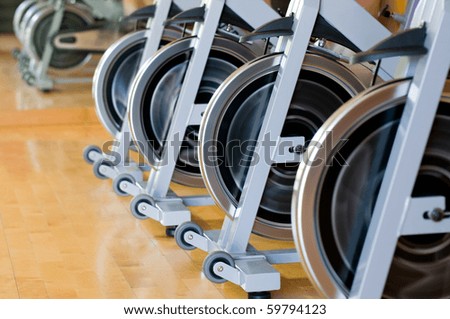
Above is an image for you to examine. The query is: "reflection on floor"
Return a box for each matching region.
[0,34,318,299]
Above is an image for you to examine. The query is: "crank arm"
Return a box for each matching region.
[53,28,121,53]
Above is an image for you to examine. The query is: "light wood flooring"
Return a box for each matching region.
[0,34,319,299]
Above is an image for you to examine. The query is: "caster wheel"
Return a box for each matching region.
[19,63,27,71]
[23,72,35,86]
[165,226,177,237]
[202,251,235,283]
[174,222,203,250]
[130,193,155,220]
[92,159,114,180]
[20,58,30,68]
[248,291,271,299]
[112,173,136,197]
[83,145,102,164]
[26,76,36,86]
[12,48,21,59]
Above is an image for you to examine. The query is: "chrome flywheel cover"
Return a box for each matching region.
[200,52,369,240]
[293,79,450,298]
[129,36,257,187]
[93,28,181,137]
[24,2,94,69]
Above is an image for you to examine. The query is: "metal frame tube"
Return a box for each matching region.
[34,0,65,90]
[217,0,318,254]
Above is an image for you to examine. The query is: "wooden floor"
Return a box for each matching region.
[0,34,319,299]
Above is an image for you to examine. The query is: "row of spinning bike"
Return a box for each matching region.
[12,0,125,91]
[81,0,450,298]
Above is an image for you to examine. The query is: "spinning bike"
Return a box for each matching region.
[14,0,123,91]
[293,0,450,298]
[175,0,399,297]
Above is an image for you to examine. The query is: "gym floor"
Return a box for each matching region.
[0,34,319,299]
